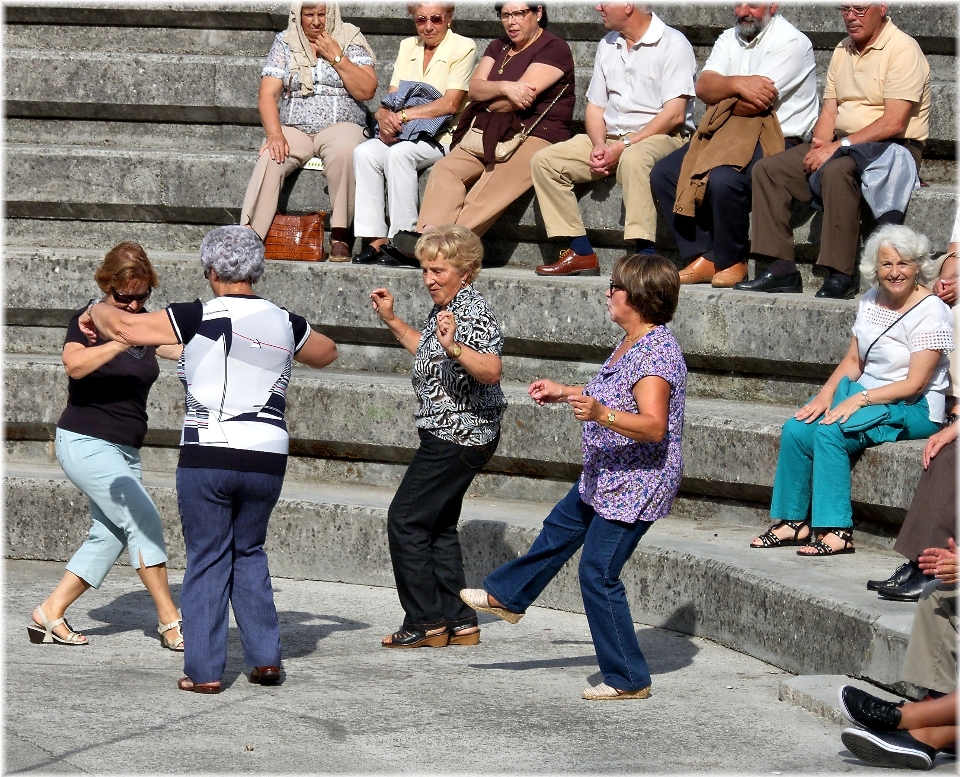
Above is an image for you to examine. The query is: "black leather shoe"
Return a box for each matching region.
[733,270,803,293]
[352,245,385,265]
[379,242,420,268]
[867,561,918,591]
[838,685,903,732]
[877,566,929,602]
[816,274,858,299]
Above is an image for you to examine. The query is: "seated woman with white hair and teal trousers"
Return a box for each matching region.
[751,224,954,556]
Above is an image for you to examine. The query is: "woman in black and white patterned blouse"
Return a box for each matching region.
[370,225,506,648]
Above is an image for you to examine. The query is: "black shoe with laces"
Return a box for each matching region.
[352,244,385,265]
[733,270,803,293]
[816,274,858,299]
[878,566,930,602]
[867,561,919,591]
[839,685,903,732]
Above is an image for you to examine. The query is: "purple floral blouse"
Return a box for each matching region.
[579,326,687,524]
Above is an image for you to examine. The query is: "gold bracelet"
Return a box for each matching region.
[393,325,410,342]
[401,109,408,124]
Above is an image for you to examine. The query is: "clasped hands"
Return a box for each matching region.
[918,538,958,585]
[589,142,623,176]
[528,378,605,424]
[376,106,403,145]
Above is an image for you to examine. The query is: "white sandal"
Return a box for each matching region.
[459,589,524,625]
[158,614,184,651]
[581,682,651,701]
[27,605,88,646]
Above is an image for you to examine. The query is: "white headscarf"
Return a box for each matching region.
[284,2,376,97]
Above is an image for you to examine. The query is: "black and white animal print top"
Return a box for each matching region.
[413,285,506,446]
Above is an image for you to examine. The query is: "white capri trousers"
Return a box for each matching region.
[353,137,447,239]
[56,428,168,588]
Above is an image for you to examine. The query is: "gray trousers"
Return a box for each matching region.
[901,581,958,695]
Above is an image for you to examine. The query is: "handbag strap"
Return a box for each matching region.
[517,82,568,139]
[862,293,936,364]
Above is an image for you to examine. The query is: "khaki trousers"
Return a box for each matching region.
[901,582,958,695]
[240,122,366,238]
[417,137,551,237]
[531,133,683,242]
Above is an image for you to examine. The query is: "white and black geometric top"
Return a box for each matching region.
[413,285,507,447]
[166,295,311,475]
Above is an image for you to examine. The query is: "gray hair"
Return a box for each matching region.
[199,225,266,284]
[859,224,938,288]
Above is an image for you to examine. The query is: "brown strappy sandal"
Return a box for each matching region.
[797,528,855,556]
[750,519,810,549]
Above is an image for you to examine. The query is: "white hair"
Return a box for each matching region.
[859,224,938,288]
[200,226,266,284]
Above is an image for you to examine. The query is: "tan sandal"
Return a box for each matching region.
[459,589,523,625]
[158,614,184,651]
[27,605,87,646]
[582,682,651,700]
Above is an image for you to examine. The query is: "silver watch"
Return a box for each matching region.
[840,137,852,148]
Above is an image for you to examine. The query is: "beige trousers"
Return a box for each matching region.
[240,122,366,238]
[530,133,683,242]
[901,582,958,695]
[417,137,551,237]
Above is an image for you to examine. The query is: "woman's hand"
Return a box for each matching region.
[501,80,537,111]
[260,131,290,164]
[567,393,604,424]
[923,422,958,469]
[820,393,865,426]
[78,307,101,345]
[794,392,832,424]
[528,378,573,405]
[312,30,343,64]
[375,107,403,144]
[369,288,396,323]
[436,310,457,353]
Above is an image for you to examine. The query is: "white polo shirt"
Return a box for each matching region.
[585,14,696,137]
[702,13,819,140]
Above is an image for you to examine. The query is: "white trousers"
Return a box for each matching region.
[353,137,446,239]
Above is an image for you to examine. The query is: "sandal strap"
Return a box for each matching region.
[158,619,182,635]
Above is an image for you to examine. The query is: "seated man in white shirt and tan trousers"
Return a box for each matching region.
[531,2,696,277]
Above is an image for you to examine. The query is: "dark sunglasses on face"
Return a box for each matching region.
[609,281,625,295]
[112,288,151,304]
[415,14,445,25]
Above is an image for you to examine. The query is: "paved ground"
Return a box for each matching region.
[4,560,954,774]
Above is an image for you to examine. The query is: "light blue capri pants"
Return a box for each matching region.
[55,428,168,588]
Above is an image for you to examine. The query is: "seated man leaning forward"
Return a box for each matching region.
[743,3,931,298]
[650,3,817,288]
[531,2,695,278]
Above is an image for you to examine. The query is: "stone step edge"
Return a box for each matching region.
[4,462,916,688]
[779,674,915,725]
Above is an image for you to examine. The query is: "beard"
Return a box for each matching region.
[737,14,769,41]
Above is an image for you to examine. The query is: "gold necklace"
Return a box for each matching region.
[623,324,655,344]
[497,28,542,74]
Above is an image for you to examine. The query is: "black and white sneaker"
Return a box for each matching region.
[841,728,936,770]
[838,685,903,731]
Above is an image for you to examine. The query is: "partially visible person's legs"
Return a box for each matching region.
[579,515,653,692]
[417,146,486,231]
[617,134,683,246]
[750,142,811,266]
[894,440,957,562]
[702,142,763,272]
[352,138,392,241]
[901,583,958,695]
[240,125,315,239]
[530,133,598,240]
[385,139,444,237]
[815,154,862,276]
[313,122,366,231]
[650,143,711,262]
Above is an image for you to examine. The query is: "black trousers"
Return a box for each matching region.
[388,428,499,630]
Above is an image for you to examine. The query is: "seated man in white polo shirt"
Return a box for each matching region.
[531,2,695,277]
[650,3,818,288]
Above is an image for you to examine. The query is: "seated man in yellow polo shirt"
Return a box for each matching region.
[743,4,930,299]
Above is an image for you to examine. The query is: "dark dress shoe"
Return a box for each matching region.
[249,665,282,685]
[838,685,903,732]
[733,270,803,293]
[535,249,600,277]
[379,242,420,268]
[352,245,385,265]
[877,566,930,602]
[816,274,858,299]
[867,561,918,591]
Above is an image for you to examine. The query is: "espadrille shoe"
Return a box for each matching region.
[459,589,523,624]
[581,683,651,701]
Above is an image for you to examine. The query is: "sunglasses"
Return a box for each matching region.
[499,9,532,22]
[609,281,625,295]
[837,5,871,17]
[415,14,446,25]
[112,288,151,304]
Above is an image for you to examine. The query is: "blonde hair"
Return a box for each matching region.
[415,225,483,284]
[94,242,159,294]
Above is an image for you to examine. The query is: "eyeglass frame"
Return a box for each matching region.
[111,288,152,305]
[498,8,533,22]
[414,13,446,25]
[837,5,873,18]
[608,280,626,295]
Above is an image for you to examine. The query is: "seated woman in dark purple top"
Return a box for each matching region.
[415,2,574,239]
[461,253,687,701]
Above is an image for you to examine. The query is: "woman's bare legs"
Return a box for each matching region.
[35,571,90,642]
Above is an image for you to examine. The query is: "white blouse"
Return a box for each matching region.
[852,288,954,422]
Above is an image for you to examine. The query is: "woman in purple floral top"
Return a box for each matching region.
[461,253,686,701]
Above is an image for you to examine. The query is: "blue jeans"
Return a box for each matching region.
[56,428,167,588]
[484,483,653,692]
[771,378,939,529]
[177,467,284,684]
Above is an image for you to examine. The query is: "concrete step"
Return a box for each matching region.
[2,459,924,691]
[5,142,956,264]
[3,354,927,532]
[779,675,913,724]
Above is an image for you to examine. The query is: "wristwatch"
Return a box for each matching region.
[840,137,852,148]
[605,411,616,427]
[401,109,409,124]
[450,343,462,359]
[622,136,632,148]
[331,53,343,65]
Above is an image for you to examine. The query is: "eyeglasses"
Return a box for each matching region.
[609,281,625,295]
[499,9,532,22]
[414,14,445,25]
[837,5,872,17]
[111,288,151,305]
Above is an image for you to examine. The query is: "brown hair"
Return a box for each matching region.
[612,254,679,325]
[94,242,159,294]
[415,225,484,284]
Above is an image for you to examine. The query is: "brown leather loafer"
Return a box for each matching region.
[678,256,715,284]
[329,240,351,262]
[249,665,282,685]
[711,262,748,288]
[535,249,600,277]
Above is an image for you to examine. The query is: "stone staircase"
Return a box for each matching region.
[4,3,956,693]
